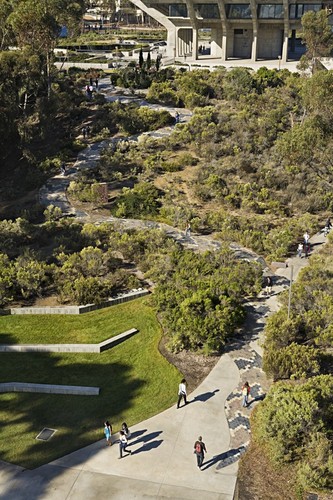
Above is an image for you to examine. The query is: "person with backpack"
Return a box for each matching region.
[194,436,207,469]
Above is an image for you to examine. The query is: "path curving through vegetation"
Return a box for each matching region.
[37,77,329,487]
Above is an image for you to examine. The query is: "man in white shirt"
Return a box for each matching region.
[177,378,187,408]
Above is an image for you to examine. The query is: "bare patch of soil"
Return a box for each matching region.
[0,189,40,218]
[33,295,64,307]
[237,440,331,500]
[237,441,298,500]
[158,334,220,393]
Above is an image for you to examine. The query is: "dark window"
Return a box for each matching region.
[226,4,252,18]
[258,4,284,18]
[289,3,321,18]
[234,28,244,34]
[169,4,188,16]
[195,4,220,18]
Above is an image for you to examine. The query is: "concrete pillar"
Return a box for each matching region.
[211,28,223,58]
[167,28,177,58]
[193,28,198,59]
[221,33,227,61]
[282,30,289,62]
[251,33,257,62]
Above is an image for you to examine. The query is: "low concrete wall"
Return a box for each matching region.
[9,289,149,315]
[0,382,99,396]
[0,328,138,353]
[55,62,112,70]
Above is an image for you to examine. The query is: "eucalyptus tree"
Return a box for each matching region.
[7,0,85,97]
[299,10,333,73]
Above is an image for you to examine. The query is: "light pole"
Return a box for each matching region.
[278,55,281,70]
[287,265,294,320]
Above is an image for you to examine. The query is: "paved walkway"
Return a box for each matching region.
[0,229,325,499]
[1,232,325,499]
[1,79,328,499]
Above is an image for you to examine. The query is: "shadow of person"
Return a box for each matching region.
[201,446,246,471]
[192,389,220,403]
[130,430,163,447]
[132,439,163,454]
[129,429,147,440]
[246,393,266,408]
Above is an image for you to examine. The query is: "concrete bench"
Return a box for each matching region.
[0,382,99,396]
[0,328,138,353]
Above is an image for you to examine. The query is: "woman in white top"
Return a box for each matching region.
[177,378,187,408]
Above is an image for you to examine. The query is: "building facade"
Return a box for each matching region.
[129,0,331,61]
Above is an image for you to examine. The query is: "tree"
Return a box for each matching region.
[8,0,85,97]
[0,253,14,306]
[252,375,333,495]
[146,50,151,69]
[15,254,48,299]
[139,47,144,69]
[299,10,333,73]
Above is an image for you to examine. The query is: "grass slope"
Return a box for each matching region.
[0,297,180,469]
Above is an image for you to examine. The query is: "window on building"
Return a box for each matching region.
[258,4,284,18]
[226,4,252,18]
[169,4,188,17]
[195,4,220,18]
[289,4,321,18]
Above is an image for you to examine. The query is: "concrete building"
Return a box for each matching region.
[129,0,331,62]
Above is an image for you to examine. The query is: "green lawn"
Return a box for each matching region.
[0,297,180,469]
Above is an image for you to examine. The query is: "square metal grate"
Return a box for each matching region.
[36,428,57,441]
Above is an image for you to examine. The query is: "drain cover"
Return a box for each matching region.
[36,428,57,441]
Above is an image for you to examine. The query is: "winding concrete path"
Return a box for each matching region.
[1,78,328,499]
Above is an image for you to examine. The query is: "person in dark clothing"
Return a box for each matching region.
[194,436,207,468]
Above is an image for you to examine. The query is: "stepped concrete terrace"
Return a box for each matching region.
[0,328,138,353]
[9,290,149,315]
[0,382,99,396]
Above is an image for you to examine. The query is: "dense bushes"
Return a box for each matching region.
[263,241,333,380]
[145,246,262,353]
[252,375,333,494]
[0,219,262,349]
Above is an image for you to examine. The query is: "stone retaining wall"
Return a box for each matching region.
[9,290,149,315]
[0,382,99,396]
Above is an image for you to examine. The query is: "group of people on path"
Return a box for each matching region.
[297,230,311,258]
[85,77,99,100]
[104,421,132,458]
[104,377,251,470]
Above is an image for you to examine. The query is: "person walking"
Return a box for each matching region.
[104,421,112,446]
[297,242,303,258]
[119,431,132,458]
[121,422,131,439]
[185,222,191,238]
[177,378,187,408]
[324,217,331,236]
[265,276,272,295]
[303,231,310,257]
[194,436,207,469]
[241,381,250,408]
